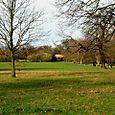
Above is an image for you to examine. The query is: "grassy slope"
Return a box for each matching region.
[0,62,115,114]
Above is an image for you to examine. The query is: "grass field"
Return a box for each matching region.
[0,62,115,114]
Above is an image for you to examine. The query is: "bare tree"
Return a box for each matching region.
[56,0,115,68]
[0,0,44,77]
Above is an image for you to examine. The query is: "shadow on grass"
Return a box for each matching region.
[0,77,114,91]
[1,107,63,114]
[19,67,63,70]
[0,67,63,71]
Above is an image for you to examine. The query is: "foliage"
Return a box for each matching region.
[27,45,53,62]
[58,39,97,64]
[27,53,52,62]
[0,55,10,62]
[56,36,115,65]
[15,50,27,60]
[0,50,10,62]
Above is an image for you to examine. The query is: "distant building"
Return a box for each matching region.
[53,54,64,61]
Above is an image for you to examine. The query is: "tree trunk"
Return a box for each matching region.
[96,55,100,66]
[80,53,85,64]
[101,62,106,69]
[80,57,83,64]
[99,49,106,69]
[11,51,16,77]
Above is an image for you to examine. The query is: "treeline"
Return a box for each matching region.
[62,38,115,65]
[0,46,52,62]
[0,37,115,64]
[0,45,63,62]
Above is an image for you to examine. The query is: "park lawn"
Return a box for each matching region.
[0,62,112,71]
[0,62,115,114]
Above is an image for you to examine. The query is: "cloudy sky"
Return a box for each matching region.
[33,0,82,47]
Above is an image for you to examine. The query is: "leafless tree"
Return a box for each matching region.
[0,0,44,77]
[56,0,115,68]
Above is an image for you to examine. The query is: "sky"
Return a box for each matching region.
[1,0,114,47]
[33,0,83,47]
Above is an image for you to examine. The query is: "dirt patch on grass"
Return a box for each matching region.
[16,70,102,77]
[0,70,104,77]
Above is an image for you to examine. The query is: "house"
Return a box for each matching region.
[53,54,64,61]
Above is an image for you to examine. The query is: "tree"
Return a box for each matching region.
[60,38,80,62]
[0,0,44,77]
[105,38,115,65]
[56,0,115,68]
[0,48,10,62]
[60,38,96,64]
[28,52,52,62]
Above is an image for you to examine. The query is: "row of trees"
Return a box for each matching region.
[57,38,115,65]
[0,45,64,62]
[1,37,115,66]
[0,45,52,62]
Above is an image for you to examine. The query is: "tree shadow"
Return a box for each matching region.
[0,77,114,91]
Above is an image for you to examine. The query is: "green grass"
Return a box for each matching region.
[0,62,113,71]
[0,62,115,114]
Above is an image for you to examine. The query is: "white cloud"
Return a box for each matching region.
[34,0,56,13]
[33,0,83,46]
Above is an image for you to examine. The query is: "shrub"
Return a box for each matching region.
[27,53,52,62]
[0,55,11,62]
